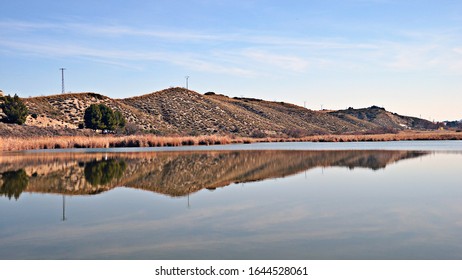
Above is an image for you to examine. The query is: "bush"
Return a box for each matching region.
[84,104,101,130]
[0,94,29,125]
[251,129,267,138]
[122,122,140,135]
[283,128,308,138]
[84,104,126,131]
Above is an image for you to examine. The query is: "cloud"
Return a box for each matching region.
[1,19,462,76]
[241,50,309,72]
[0,39,255,76]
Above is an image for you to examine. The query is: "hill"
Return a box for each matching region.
[1,87,438,138]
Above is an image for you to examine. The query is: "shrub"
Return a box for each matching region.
[251,129,267,138]
[283,128,308,138]
[123,122,140,135]
[84,104,102,130]
[0,94,29,125]
[84,104,126,131]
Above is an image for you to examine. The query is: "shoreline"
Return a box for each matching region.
[1,131,462,152]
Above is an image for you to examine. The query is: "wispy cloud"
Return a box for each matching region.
[1,19,462,76]
[0,39,256,76]
[241,50,310,72]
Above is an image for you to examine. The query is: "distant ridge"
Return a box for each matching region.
[0,87,438,138]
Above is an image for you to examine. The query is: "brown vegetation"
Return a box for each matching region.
[1,130,461,151]
[2,87,460,151]
[15,87,441,137]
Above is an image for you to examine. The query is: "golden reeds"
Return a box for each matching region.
[1,131,461,151]
[0,135,252,151]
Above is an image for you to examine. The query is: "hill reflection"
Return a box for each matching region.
[0,150,428,199]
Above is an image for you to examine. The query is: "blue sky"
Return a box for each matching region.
[1,0,461,120]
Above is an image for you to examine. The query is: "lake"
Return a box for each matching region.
[1,141,462,259]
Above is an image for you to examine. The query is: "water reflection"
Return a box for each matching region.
[0,150,428,198]
[0,169,29,200]
[1,145,462,260]
[84,159,127,187]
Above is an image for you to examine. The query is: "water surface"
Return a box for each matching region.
[1,141,462,259]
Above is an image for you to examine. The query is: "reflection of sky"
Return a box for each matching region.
[1,153,462,259]
[21,140,462,153]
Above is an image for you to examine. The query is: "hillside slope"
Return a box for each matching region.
[328,106,436,132]
[0,87,437,137]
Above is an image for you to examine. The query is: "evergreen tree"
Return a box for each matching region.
[84,103,126,131]
[84,104,102,130]
[99,104,116,130]
[113,110,126,129]
[0,94,29,125]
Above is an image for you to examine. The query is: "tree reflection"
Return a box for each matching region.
[0,150,429,197]
[0,169,29,200]
[84,159,127,186]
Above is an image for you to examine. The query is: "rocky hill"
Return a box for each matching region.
[1,87,438,137]
[328,106,436,132]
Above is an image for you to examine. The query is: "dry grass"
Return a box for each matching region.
[297,131,462,142]
[1,131,461,151]
[0,135,254,151]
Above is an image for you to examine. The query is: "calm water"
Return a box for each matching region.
[1,141,462,259]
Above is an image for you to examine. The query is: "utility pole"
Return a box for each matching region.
[304,101,306,108]
[185,75,189,89]
[60,68,66,94]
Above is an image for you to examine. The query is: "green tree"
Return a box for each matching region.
[113,110,126,129]
[99,104,116,130]
[0,94,29,125]
[84,104,126,131]
[84,104,102,130]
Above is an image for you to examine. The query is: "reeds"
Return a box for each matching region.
[0,135,253,151]
[1,131,461,151]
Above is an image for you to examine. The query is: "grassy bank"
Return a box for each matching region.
[1,131,462,151]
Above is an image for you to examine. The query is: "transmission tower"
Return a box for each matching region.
[185,75,189,89]
[60,68,66,94]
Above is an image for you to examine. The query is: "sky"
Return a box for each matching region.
[0,0,461,121]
